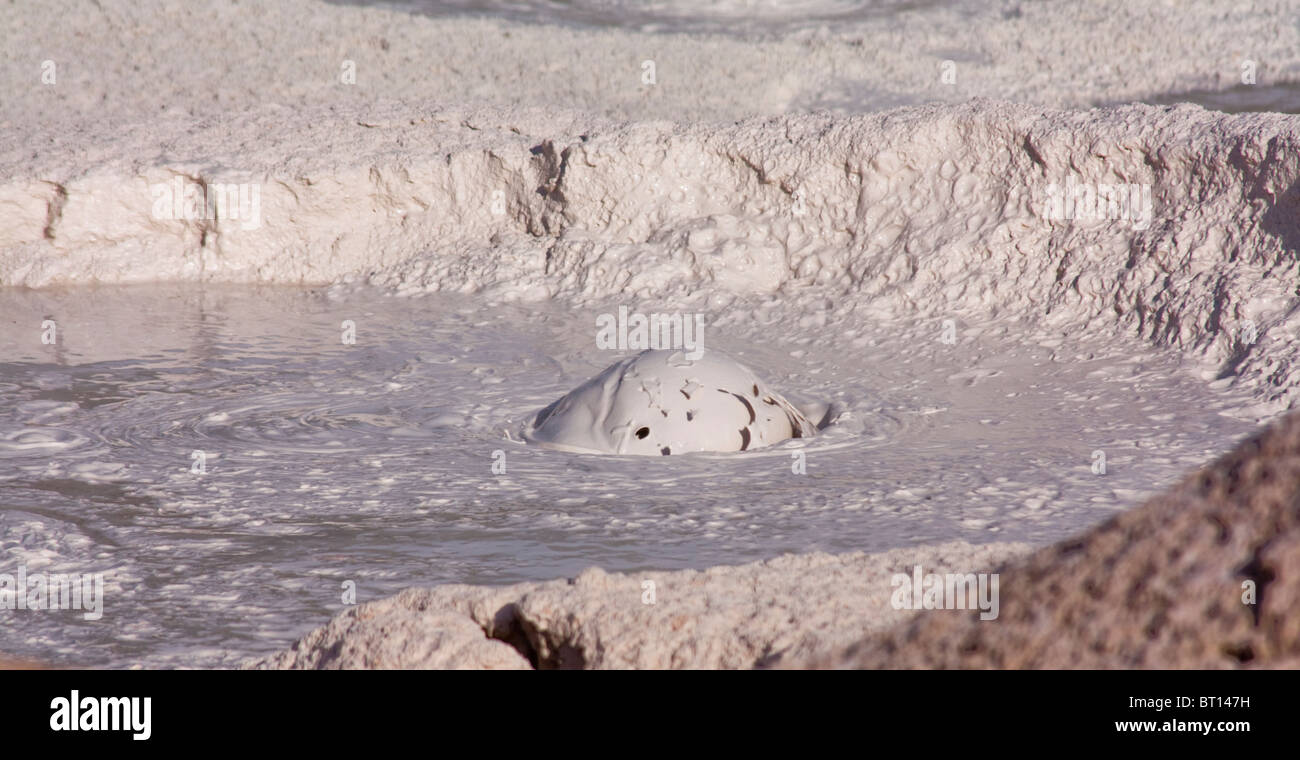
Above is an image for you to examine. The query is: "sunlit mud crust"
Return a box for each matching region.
[524,349,827,456]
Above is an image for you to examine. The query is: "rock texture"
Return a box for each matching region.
[249,541,1028,669]
[815,408,1300,669]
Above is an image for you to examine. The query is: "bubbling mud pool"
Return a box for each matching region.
[0,283,1261,667]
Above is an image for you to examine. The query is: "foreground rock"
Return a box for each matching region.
[248,541,1027,669]
[813,409,1300,669]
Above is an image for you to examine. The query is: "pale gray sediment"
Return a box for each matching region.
[6,0,1300,130]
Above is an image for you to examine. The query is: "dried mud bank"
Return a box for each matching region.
[248,541,1030,669]
[5,101,1300,411]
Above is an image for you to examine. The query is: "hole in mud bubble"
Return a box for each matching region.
[635,427,650,439]
[729,392,756,424]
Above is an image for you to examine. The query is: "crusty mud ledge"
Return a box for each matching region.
[247,540,1030,669]
[5,100,1300,410]
[251,408,1300,670]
